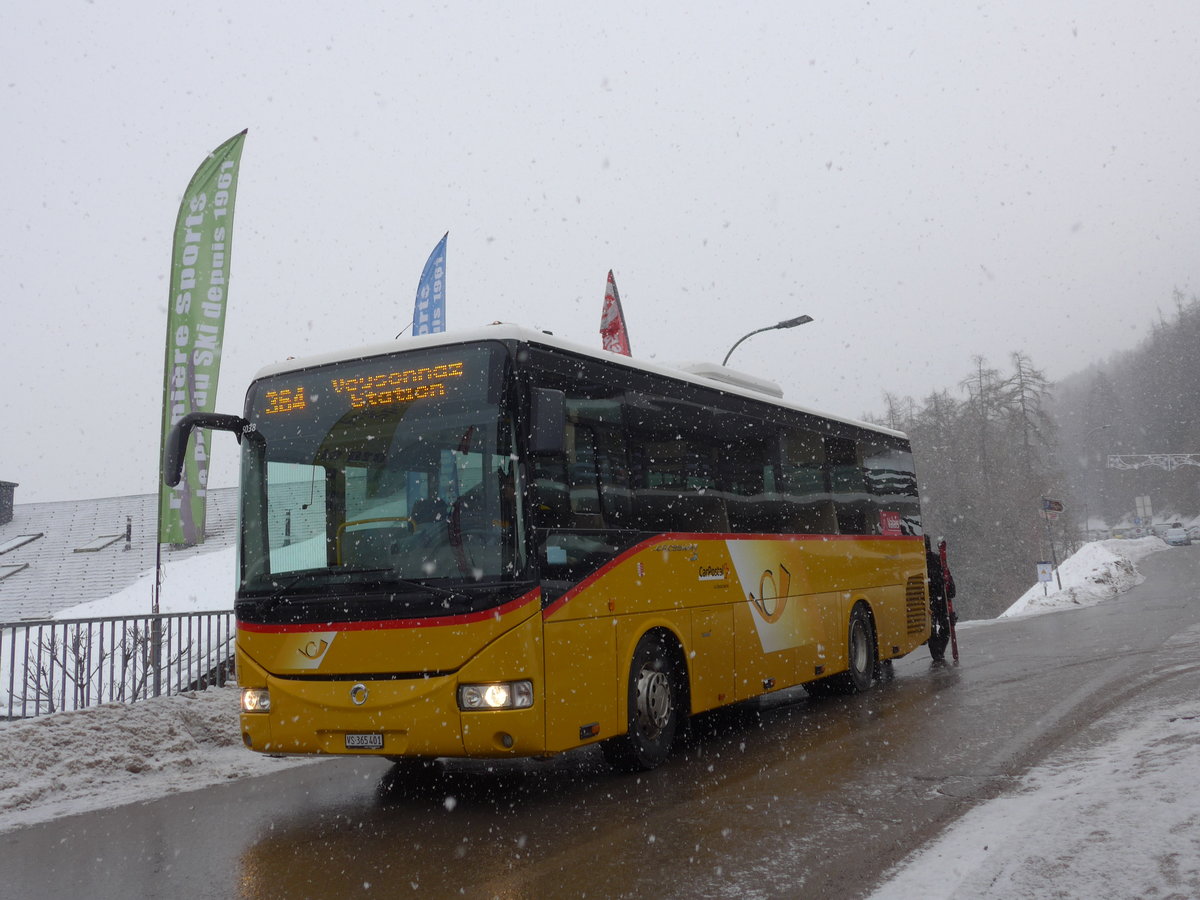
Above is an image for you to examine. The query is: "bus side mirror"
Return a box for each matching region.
[163,412,255,487]
[530,389,566,455]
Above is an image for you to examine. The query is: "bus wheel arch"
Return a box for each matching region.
[806,600,877,697]
[602,627,689,771]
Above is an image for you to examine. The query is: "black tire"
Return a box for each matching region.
[842,603,876,692]
[807,603,876,696]
[602,633,682,771]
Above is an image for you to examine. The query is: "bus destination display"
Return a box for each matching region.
[262,360,466,415]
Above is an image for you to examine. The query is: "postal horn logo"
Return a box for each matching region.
[298,639,329,660]
[750,565,790,624]
[290,632,336,669]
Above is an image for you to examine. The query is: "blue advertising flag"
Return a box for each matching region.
[412,232,448,335]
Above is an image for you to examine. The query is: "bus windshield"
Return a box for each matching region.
[237,343,521,598]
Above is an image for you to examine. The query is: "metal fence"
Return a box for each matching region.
[1,610,235,720]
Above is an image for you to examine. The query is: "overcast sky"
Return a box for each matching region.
[4,2,1199,504]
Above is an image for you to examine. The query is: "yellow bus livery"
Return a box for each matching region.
[164,324,929,770]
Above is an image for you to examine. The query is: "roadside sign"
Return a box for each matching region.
[1041,497,1065,512]
[1036,562,1054,583]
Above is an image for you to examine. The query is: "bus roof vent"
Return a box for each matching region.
[673,361,785,398]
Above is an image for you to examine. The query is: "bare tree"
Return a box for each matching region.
[959,356,1008,488]
[1007,351,1055,474]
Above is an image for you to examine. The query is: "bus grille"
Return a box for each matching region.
[906,575,928,635]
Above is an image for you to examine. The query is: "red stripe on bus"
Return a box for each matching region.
[541,535,674,620]
[539,531,922,621]
[238,587,541,633]
[723,533,923,543]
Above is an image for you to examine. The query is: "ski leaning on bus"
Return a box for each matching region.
[925,535,958,662]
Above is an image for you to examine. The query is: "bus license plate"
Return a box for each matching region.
[345,733,384,750]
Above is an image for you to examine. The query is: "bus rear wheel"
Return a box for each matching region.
[602,633,681,771]
[806,603,876,696]
[841,603,876,693]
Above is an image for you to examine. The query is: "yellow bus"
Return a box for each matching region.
[165,324,929,770]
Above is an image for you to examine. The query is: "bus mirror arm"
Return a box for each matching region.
[163,412,256,487]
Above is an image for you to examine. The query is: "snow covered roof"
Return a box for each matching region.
[0,488,238,622]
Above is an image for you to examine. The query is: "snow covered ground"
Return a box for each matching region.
[869,681,1200,899]
[873,536,1200,900]
[999,536,1167,619]
[1,537,1195,899]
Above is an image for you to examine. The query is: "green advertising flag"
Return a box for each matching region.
[158,130,247,546]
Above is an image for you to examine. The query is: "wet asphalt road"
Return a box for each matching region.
[3,546,1198,899]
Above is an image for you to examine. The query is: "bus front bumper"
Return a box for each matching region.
[237,650,545,758]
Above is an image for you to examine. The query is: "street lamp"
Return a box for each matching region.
[722,315,814,366]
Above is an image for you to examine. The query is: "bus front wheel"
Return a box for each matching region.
[602,633,681,771]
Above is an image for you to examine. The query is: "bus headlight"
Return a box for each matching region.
[241,688,272,713]
[458,680,533,710]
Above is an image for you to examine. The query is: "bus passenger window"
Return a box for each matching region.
[718,414,774,533]
[567,424,603,525]
[627,400,728,535]
[528,454,572,528]
[826,435,871,535]
[528,371,631,534]
[862,440,922,535]
[778,427,835,534]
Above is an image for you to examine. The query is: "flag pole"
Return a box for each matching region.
[154,129,248,693]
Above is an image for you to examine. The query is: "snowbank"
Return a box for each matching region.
[0,685,318,833]
[1000,537,1167,618]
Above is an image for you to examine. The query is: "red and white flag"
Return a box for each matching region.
[599,270,632,356]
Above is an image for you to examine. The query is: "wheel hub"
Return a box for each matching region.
[634,667,672,737]
[850,620,869,672]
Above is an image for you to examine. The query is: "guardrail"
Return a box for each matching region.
[1,610,235,720]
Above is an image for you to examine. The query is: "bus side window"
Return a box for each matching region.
[627,395,729,535]
[862,439,922,535]
[567,422,603,527]
[591,419,633,527]
[718,413,774,534]
[528,372,632,533]
[827,435,871,535]
[778,426,835,534]
[529,452,572,528]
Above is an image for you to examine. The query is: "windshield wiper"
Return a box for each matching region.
[255,570,329,611]
[249,567,474,612]
[349,570,471,605]
[263,574,305,596]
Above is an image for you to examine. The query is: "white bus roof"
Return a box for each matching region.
[250,323,905,439]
